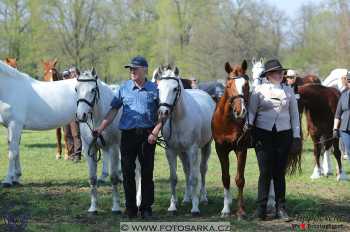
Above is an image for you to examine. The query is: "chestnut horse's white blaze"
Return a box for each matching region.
[0,60,77,186]
[157,66,215,215]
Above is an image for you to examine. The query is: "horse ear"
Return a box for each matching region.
[53,58,57,66]
[5,57,10,62]
[174,66,179,76]
[91,67,97,77]
[225,62,232,74]
[260,57,264,63]
[242,60,248,72]
[252,57,256,65]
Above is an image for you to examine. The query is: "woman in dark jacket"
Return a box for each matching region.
[333,73,350,163]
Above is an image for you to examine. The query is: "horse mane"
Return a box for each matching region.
[0,60,32,81]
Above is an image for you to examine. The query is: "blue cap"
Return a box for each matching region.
[124,56,148,68]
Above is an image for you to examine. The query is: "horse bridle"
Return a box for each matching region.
[227,75,249,105]
[76,78,100,109]
[158,76,182,113]
[76,76,105,162]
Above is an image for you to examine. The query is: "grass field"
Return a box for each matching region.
[0,126,349,232]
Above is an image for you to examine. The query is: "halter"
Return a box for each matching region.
[158,76,182,113]
[227,75,250,145]
[158,76,182,146]
[76,78,100,108]
[76,76,104,162]
[227,75,249,105]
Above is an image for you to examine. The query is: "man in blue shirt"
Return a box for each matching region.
[94,56,162,219]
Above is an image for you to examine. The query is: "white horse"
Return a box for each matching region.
[251,57,266,88]
[0,60,77,186]
[75,68,142,213]
[156,65,215,215]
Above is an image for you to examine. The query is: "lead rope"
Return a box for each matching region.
[82,114,105,162]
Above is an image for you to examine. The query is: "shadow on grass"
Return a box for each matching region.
[0,178,349,231]
[25,143,57,148]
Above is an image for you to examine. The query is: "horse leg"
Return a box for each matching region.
[3,121,23,187]
[310,143,323,180]
[55,128,62,159]
[188,145,201,216]
[166,149,178,213]
[179,152,191,204]
[216,143,231,217]
[322,148,333,176]
[333,141,348,181]
[109,146,122,213]
[234,149,247,220]
[98,154,109,183]
[85,147,98,213]
[199,141,211,204]
[135,157,142,207]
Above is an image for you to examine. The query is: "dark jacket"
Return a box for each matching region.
[335,89,350,131]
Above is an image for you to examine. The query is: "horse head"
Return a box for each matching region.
[224,60,250,120]
[42,59,59,81]
[75,67,100,122]
[156,64,182,122]
[251,57,264,81]
[5,57,17,68]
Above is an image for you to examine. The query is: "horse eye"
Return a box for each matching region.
[74,87,77,92]
[173,87,178,92]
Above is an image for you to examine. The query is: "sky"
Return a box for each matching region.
[267,0,318,17]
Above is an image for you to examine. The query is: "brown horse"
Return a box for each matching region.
[42,59,68,160]
[212,60,250,218]
[297,84,347,180]
[4,57,17,68]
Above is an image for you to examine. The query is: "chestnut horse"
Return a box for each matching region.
[212,60,250,218]
[297,85,348,181]
[4,58,17,68]
[42,59,68,160]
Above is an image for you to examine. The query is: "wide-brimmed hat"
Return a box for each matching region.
[124,56,148,68]
[286,69,298,78]
[260,59,287,77]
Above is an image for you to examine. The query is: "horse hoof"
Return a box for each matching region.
[168,211,177,216]
[191,212,200,217]
[237,213,247,221]
[2,183,12,188]
[221,212,230,218]
[12,181,22,187]
[112,210,122,215]
[88,211,98,216]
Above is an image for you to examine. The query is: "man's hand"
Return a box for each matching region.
[148,133,157,144]
[92,127,103,137]
[333,129,340,139]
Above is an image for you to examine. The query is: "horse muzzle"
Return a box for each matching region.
[158,106,171,122]
[232,107,247,120]
[76,112,88,122]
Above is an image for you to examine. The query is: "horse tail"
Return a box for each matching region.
[286,139,303,176]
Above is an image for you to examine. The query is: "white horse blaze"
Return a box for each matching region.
[158,69,215,214]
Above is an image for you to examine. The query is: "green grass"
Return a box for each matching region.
[0,127,349,231]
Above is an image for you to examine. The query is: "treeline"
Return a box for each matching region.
[0,0,349,82]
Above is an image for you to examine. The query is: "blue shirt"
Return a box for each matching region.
[110,79,159,130]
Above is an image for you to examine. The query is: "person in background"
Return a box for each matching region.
[189,76,198,89]
[63,67,82,162]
